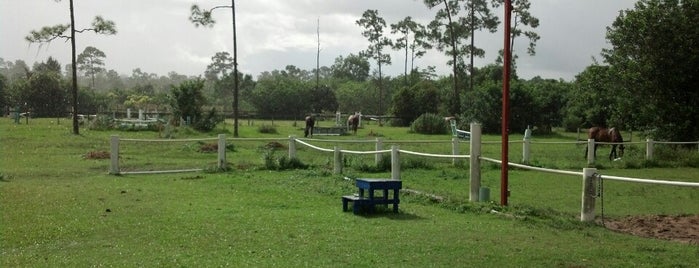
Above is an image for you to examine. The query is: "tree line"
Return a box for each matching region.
[0,0,696,142]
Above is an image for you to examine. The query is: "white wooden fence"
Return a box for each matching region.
[109,126,699,222]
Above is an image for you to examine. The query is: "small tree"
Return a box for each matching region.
[170,79,221,132]
[356,9,392,116]
[25,1,116,135]
[76,46,106,91]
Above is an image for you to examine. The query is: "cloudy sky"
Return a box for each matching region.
[1,0,637,81]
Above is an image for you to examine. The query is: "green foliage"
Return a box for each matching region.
[330,54,370,82]
[193,107,223,132]
[261,148,308,170]
[390,80,440,126]
[601,0,699,141]
[257,124,277,134]
[410,113,447,134]
[25,66,68,117]
[169,79,220,132]
[462,80,501,133]
[87,115,114,130]
[249,67,311,119]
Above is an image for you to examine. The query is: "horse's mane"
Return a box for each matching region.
[609,127,624,142]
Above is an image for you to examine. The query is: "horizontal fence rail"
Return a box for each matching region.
[109,128,698,222]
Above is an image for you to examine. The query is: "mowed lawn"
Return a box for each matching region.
[1,118,698,267]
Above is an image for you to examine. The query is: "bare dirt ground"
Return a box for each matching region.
[602,214,699,245]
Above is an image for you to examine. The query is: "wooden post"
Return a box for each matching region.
[469,123,482,202]
[333,146,342,174]
[581,168,597,222]
[587,139,595,165]
[451,137,460,166]
[522,127,532,164]
[288,136,296,159]
[391,145,400,180]
[217,134,227,170]
[375,138,383,166]
[646,139,654,160]
[109,135,120,175]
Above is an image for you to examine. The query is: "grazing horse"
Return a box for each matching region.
[304,115,315,138]
[347,114,360,134]
[585,127,625,160]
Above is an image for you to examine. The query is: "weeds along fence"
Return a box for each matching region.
[109,125,699,221]
[108,135,288,175]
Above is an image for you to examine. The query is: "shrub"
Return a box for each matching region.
[258,124,277,134]
[410,113,448,135]
[193,108,223,132]
[261,148,308,170]
[88,115,115,130]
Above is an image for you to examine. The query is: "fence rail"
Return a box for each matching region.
[109,129,698,222]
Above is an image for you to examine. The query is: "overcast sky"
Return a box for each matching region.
[1,0,637,81]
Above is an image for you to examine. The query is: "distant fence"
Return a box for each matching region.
[109,125,699,222]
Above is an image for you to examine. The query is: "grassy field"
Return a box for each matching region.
[1,118,698,267]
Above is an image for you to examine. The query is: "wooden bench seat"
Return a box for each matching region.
[342,195,371,214]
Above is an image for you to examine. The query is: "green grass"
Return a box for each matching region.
[1,118,698,267]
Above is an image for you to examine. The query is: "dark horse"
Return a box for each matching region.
[585,127,625,160]
[304,115,315,138]
[347,114,360,134]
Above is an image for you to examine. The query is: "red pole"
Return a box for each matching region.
[501,0,512,206]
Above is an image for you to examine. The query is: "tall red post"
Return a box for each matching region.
[501,0,512,206]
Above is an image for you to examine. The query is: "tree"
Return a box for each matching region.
[26,2,116,134]
[390,80,440,125]
[204,52,235,108]
[170,79,221,131]
[76,46,106,90]
[26,60,68,118]
[189,1,241,137]
[308,85,338,114]
[0,74,7,115]
[423,0,500,115]
[495,0,540,77]
[356,9,392,116]
[250,68,309,120]
[390,17,432,82]
[602,0,698,142]
[330,54,370,82]
[565,65,621,131]
[205,52,234,81]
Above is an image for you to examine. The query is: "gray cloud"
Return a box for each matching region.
[1,0,636,80]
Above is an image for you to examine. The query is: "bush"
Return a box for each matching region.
[261,148,308,170]
[193,108,223,132]
[258,124,278,134]
[410,113,448,135]
[87,115,115,130]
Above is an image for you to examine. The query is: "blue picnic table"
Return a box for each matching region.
[342,178,402,214]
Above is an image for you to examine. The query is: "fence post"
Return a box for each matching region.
[469,123,482,202]
[451,137,460,166]
[391,145,400,180]
[288,136,296,159]
[587,139,596,165]
[375,138,383,166]
[581,168,597,222]
[522,127,532,164]
[334,146,342,174]
[109,135,120,175]
[218,134,227,170]
[646,139,654,160]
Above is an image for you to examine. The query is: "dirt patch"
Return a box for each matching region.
[85,151,110,159]
[602,214,699,245]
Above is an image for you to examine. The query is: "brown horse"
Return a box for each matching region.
[347,114,360,134]
[585,127,625,160]
[304,115,315,138]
